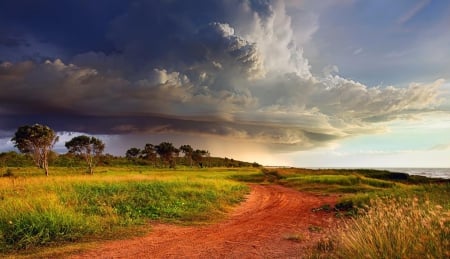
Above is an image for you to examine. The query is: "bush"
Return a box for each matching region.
[261,168,284,182]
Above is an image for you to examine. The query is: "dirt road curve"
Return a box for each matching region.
[71,185,337,258]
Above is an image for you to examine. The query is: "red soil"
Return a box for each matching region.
[71,184,338,258]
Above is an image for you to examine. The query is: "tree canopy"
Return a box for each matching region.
[11,124,58,176]
[65,135,105,174]
[155,142,179,168]
[125,147,141,160]
[180,144,194,167]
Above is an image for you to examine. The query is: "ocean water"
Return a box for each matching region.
[379,168,450,179]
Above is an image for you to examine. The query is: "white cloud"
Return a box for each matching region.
[397,0,431,25]
[352,48,363,55]
[0,0,447,154]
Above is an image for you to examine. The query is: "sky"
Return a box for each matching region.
[1,0,450,167]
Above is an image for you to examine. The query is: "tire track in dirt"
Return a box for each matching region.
[71,185,338,258]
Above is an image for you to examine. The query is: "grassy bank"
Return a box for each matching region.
[231,167,450,258]
[1,166,449,258]
[280,168,450,258]
[232,167,450,210]
[335,197,450,258]
[0,167,251,252]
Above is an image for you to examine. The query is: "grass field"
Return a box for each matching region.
[0,166,253,253]
[232,167,450,210]
[1,166,449,258]
[231,167,450,258]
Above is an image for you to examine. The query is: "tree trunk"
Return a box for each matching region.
[44,160,49,176]
[43,151,49,176]
[88,159,94,174]
[86,155,95,174]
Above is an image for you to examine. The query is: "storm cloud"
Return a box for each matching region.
[0,0,445,154]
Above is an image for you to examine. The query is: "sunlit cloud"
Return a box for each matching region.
[0,0,449,166]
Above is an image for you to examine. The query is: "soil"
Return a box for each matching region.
[70,184,338,258]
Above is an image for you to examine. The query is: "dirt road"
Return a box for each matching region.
[71,185,338,258]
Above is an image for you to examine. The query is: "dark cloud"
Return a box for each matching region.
[0,0,445,153]
[0,0,126,55]
[0,35,28,48]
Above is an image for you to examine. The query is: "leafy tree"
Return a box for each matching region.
[11,124,58,176]
[155,142,178,168]
[125,147,141,161]
[204,150,211,167]
[192,149,208,167]
[180,144,194,167]
[141,143,157,166]
[65,135,105,174]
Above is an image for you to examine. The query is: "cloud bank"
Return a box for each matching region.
[0,0,445,153]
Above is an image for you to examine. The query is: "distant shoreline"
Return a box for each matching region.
[265,166,450,179]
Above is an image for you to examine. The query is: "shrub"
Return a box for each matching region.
[261,168,284,182]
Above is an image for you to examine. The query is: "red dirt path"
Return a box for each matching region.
[71,185,338,258]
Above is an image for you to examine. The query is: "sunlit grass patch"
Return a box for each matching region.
[285,175,394,188]
[67,180,248,223]
[281,174,396,197]
[335,197,450,259]
[0,194,96,251]
[0,167,252,251]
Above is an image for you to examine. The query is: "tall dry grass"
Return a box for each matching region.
[336,197,450,258]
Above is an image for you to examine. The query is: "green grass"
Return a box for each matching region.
[1,166,449,258]
[0,196,91,250]
[284,174,394,190]
[234,168,450,209]
[0,167,252,252]
[67,180,247,223]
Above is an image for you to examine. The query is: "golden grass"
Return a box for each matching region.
[335,197,450,258]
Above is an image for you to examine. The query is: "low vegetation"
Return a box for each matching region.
[232,167,450,258]
[233,167,450,209]
[0,164,448,258]
[0,151,260,169]
[0,167,250,252]
[335,197,450,259]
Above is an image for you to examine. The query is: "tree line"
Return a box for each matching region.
[10,124,105,176]
[125,143,210,168]
[6,124,258,176]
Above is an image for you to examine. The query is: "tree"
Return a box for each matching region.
[141,143,157,167]
[179,144,194,167]
[192,149,208,167]
[11,124,58,176]
[204,150,211,167]
[125,147,141,162]
[155,142,178,168]
[65,135,105,174]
